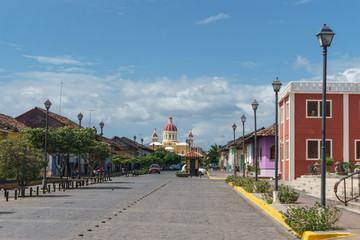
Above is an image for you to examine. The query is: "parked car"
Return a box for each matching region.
[198,168,206,175]
[169,164,181,170]
[149,164,161,174]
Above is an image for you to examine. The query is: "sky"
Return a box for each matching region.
[1,0,360,150]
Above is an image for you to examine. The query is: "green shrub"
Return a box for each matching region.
[176,171,188,178]
[254,180,272,193]
[226,175,237,183]
[262,184,299,204]
[281,202,342,235]
[278,185,300,204]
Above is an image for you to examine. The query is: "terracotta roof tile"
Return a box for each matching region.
[0,113,29,132]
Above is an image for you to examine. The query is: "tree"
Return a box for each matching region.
[23,127,99,182]
[85,140,111,177]
[0,134,45,190]
[206,144,221,165]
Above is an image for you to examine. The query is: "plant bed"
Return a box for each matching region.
[176,171,188,178]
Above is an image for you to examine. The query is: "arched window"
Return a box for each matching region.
[270,145,275,161]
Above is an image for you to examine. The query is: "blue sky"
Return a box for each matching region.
[0,0,359,150]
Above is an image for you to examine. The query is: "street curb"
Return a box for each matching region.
[228,182,356,240]
[206,172,226,180]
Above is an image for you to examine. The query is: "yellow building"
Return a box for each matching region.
[149,117,202,156]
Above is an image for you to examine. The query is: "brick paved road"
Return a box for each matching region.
[0,172,296,240]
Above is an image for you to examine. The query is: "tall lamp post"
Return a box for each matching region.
[241,114,246,178]
[77,112,83,179]
[77,112,83,127]
[43,99,52,193]
[272,77,282,201]
[232,124,237,177]
[316,24,335,207]
[99,121,104,137]
[252,100,259,181]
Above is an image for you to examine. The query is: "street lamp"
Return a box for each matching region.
[133,135,136,142]
[43,99,52,193]
[99,121,104,137]
[77,112,83,179]
[252,99,259,181]
[272,77,282,201]
[316,24,335,207]
[141,138,144,145]
[241,114,246,178]
[232,123,237,177]
[77,112,83,127]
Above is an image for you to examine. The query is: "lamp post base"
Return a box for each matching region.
[42,179,47,192]
[273,191,279,203]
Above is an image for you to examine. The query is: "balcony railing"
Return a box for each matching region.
[334,170,360,206]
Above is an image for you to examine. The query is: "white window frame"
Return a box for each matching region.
[355,140,360,161]
[306,99,332,118]
[306,139,333,160]
[286,102,290,120]
[281,106,284,123]
[285,140,289,160]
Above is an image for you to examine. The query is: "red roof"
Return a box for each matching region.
[163,117,177,132]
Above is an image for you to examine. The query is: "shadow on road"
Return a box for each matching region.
[78,186,132,190]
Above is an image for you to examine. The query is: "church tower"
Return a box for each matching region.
[186,129,194,148]
[152,128,158,142]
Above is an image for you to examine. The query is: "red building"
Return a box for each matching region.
[279,81,360,181]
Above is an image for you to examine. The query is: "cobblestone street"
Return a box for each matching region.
[0,172,295,240]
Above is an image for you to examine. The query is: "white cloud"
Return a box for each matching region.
[294,56,312,72]
[196,13,230,25]
[23,55,84,65]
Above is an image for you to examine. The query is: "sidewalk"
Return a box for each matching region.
[207,171,360,240]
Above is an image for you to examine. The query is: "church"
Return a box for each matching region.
[149,117,202,156]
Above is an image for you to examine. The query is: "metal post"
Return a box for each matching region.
[42,105,50,193]
[275,90,279,191]
[30,187,32,197]
[254,110,258,181]
[233,125,237,177]
[242,120,245,178]
[321,46,327,207]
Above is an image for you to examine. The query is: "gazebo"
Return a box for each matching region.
[183,151,203,176]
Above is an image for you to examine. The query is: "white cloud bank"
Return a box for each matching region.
[23,55,85,65]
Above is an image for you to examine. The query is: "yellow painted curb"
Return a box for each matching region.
[228,182,356,240]
[206,172,227,180]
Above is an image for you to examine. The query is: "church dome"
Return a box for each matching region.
[163,117,177,132]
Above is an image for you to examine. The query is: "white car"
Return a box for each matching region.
[198,168,206,175]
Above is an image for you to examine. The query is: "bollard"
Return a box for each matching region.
[59,183,61,191]
[14,190,17,200]
[86,179,89,185]
[30,187,32,197]
[36,186,39,196]
[76,181,78,188]
[53,183,56,192]
[22,188,25,198]
[3,188,7,198]
[5,191,8,202]
[48,185,51,193]
[43,185,45,194]
[72,181,74,189]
